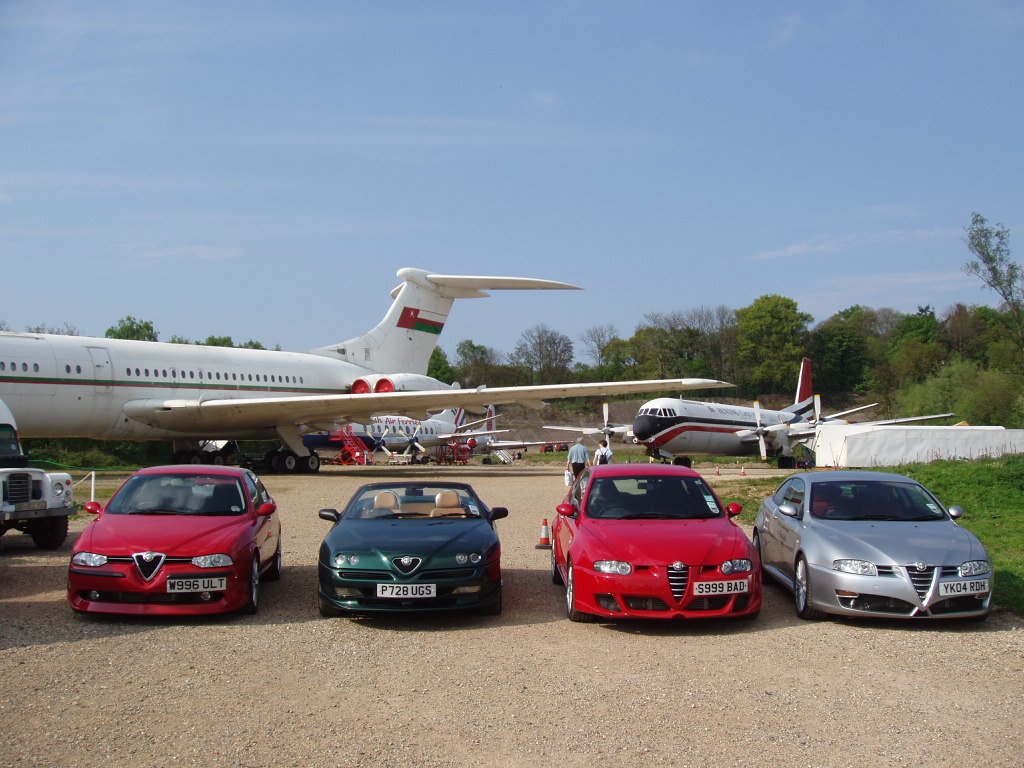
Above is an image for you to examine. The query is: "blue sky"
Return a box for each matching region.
[2,1,1022,365]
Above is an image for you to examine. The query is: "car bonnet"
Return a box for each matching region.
[80,514,245,557]
[326,518,496,563]
[583,517,748,565]
[809,519,986,565]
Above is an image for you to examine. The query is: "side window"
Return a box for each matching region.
[782,478,806,510]
[573,470,590,507]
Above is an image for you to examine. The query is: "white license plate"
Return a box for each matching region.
[939,578,990,597]
[377,583,436,598]
[694,580,749,596]
[167,577,227,593]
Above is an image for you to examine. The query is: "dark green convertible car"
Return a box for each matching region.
[317,481,507,617]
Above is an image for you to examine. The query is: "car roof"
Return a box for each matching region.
[587,463,703,479]
[789,469,917,484]
[132,464,251,478]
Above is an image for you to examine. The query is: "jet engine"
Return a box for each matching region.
[350,374,455,394]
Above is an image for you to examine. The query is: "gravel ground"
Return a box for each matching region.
[1,464,1022,768]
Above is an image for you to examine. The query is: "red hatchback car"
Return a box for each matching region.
[551,464,761,622]
[68,465,281,616]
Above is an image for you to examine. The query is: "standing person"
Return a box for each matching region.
[594,439,614,465]
[566,437,590,480]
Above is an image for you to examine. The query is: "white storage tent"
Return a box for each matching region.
[807,424,1024,468]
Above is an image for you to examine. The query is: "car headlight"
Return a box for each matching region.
[52,482,65,497]
[334,553,360,567]
[721,559,752,575]
[72,552,107,567]
[593,560,633,575]
[455,552,483,565]
[833,559,877,576]
[192,554,233,568]
[959,560,991,577]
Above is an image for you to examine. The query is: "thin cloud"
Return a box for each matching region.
[755,228,957,260]
[765,13,811,47]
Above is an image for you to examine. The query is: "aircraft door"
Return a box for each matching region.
[86,346,114,394]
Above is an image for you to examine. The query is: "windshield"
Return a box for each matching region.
[585,475,723,520]
[342,485,483,520]
[809,480,946,521]
[106,474,246,516]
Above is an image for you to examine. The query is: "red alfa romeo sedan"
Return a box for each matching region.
[68,465,281,616]
[551,463,761,622]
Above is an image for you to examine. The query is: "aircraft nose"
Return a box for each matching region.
[632,415,659,442]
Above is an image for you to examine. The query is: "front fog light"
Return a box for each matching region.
[594,560,633,576]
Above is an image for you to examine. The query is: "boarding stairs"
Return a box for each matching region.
[322,426,372,466]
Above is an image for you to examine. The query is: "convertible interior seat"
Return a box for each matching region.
[430,490,463,517]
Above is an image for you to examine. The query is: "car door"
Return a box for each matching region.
[554,470,589,572]
[761,477,805,574]
[245,473,280,565]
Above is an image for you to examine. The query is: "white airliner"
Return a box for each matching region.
[0,267,733,472]
[631,358,955,468]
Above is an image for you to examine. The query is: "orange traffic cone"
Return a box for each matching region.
[535,518,552,549]
[740,466,747,476]
[715,465,721,476]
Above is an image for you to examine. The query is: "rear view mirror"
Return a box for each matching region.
[319,508,340,523]
[489,506,509,521]
[726,502,743,518]
[947,505,964,519]
[556,503,576,517]
[83,501,103,515]
[778,502,800,518]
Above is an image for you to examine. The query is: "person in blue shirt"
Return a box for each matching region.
[566,437,591,480]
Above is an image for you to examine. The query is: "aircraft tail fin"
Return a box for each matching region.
[791,358,815,418]
[307,268,580,376]
[485,405,496,433]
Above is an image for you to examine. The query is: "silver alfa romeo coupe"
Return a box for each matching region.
[754,470,992,621]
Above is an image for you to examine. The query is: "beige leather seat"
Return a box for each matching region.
[367,491,400,517]
[429,490,463,517]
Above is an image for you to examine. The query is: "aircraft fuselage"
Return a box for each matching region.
[0,331,363,441]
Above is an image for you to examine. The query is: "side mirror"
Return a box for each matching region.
[488,506,509,521]
[256,501,277,516]
[319,508,340,523]
[556,503,576,517]
[83,501,103,515]
[726,502,743,518]
[947,505,964,519]
[778,502,800,518]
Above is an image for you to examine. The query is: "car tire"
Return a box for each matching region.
[550,546,564,586]
[752,530,764,575]
[264,541,282,582]
[566,560,593,623]
[243,553,260,614]
[29,516,69,550]
[318,593,344,617]
[794,555,824,620]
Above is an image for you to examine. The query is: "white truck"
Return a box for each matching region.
[0,399,75,549]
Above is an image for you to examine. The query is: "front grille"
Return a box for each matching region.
[906,565,936,599]
[5,473,31,504]
[667,565,690,600]
[623,596,670,611]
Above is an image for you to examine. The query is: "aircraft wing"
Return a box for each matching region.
[472,437,554,453]
[786,412,957,441]
[120,378,733,435]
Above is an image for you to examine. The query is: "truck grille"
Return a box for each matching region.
[5,473,32,504]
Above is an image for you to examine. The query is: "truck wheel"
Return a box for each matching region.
[30,516,69,550]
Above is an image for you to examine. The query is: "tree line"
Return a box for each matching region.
[3,213,1020,431]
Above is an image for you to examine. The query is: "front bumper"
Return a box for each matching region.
[67,564,246,616]
[574,564,761,620]
[806,561,992,619]
[318,560,501,614]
